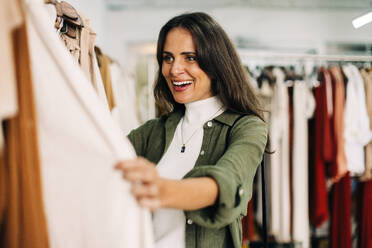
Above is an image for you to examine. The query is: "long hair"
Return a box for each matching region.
[154,12,264,121]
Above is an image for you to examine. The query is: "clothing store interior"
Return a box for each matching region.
[1,0,372,248]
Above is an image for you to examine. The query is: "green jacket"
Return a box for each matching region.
[128,109,268,248]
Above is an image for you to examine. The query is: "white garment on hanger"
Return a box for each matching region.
[110,63,140,134]
[153,96,224,248]
[292,81,315,248]
[92,50,111,110]
[269,68,291,242]
[25,1,153,247]
[343,64,372,175]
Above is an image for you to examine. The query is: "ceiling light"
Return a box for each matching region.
[352,11,372,29]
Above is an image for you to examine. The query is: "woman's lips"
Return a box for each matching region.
[172,80,193,92]
[172,80,193,86]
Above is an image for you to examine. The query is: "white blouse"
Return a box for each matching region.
[343,64,372,175]
[153,96,224,248]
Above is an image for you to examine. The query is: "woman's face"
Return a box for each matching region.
[161,27,213,104]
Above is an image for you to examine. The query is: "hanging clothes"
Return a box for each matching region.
[328,66,348,182]
[329,173,352,248]
[78,11,109,106]
[254,78,273,233]
[359,68,372,181]
[95,47,116,111]
[309,67,333,227]
[0,0,23,151]
[342,64,372,176]
[0,0,50,247]
[357,180,372,248]
[45,0,110,109]
[327,66,352,248]
[24,0,153,247]
[0,0,23,230]
[110,63,141,134]
[268,67,291,242]
[242,199,259,244]
[244,61,371,247]
[291,81,315,248]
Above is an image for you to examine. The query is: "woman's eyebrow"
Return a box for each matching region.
[181,52,196,55]
[163,51,196,55]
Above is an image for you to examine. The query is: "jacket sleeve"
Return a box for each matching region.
[184,115,268,229]
[127,118,159,157]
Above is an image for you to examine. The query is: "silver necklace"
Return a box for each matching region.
[180,106,223,153]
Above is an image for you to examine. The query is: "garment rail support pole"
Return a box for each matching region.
[238,51,372,62]
[261,155,268,248]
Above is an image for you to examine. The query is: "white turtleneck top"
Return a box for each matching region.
[153,96,225,248]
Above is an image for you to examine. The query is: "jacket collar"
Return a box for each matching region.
[165,108,242,127]
[213,110,242,126]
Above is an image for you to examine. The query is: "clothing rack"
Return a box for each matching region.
[238,51,372,62]
[248,155,301,248]
[243,51,372,248]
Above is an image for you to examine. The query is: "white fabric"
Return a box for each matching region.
[292,81,315,248]
[343,64,372,175]
[324,72,333,116]
[153,96,224,248]
[44,4,56,29]
[25,1,153,247]
[110,63,140,134]
[92,50,110,110]
[269,68,291,242]
[0,0,22,151]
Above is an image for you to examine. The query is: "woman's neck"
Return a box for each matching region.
[183,96,224,125]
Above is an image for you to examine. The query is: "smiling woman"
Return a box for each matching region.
[115,12,268,248]
[161,27,213,104]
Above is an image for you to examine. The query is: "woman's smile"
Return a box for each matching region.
[171,80,193,92]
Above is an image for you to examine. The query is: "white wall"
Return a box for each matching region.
[63,1,372,66]
[101,7,372,66]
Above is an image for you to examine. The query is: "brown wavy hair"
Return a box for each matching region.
[154,12,264,121]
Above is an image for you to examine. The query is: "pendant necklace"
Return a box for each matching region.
[180,106,223,153]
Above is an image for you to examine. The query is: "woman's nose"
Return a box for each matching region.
[170,59,184,76]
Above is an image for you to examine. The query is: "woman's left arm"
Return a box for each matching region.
[184,115,268,228]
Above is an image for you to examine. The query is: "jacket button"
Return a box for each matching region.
[187,219,193,225]
[207,121,212,127]
[239,188,244,196]
[200,150,205,156]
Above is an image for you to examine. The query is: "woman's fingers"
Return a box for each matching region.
[115,157,162,210]
[115,157,158,183]
[131,182,159,197]
[137,197,161,211]
[132,184,162,210]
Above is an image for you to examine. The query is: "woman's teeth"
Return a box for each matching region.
[172,80,193,86]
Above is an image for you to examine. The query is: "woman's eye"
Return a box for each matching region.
[186,56,196,62]
[163,55,174,63]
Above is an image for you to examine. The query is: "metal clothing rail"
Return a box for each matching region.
[238,51,372,62]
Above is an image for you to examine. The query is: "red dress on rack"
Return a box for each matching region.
[330,173,352,248]
[358,180,372,248]
[309,68,333,227]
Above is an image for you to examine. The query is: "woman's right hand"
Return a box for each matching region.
[115,157,219,211]
[115,157,162,210]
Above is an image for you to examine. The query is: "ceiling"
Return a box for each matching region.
[105,0,372,11]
